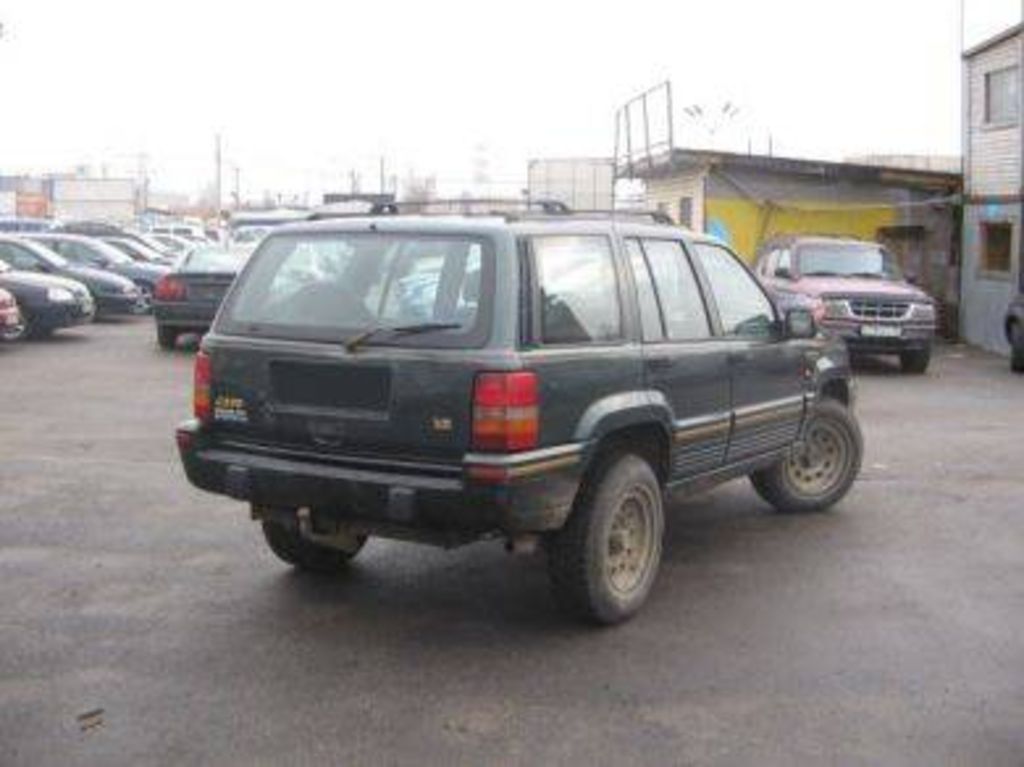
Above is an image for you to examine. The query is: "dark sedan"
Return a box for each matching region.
[26,234,169,311]
[1006,293,1024,373]
[0,236,141,316]
[153,246,250,349]
[0,258,94,339]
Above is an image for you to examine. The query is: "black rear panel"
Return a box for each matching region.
[269,361,391,412]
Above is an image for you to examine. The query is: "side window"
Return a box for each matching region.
[692,242,776,339]
[642,239,711,340]
[533,235,621,345]
[625,239,664,342]
[0,243,38,270]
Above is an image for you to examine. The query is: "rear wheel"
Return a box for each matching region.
[156,324,178,350]
[900,347,931,374]
[261,519,366,574]
[750,399,863,514]
[1011,322,1024,373]
[546,453,664,625]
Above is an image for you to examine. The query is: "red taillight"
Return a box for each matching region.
[472,371,539,452]
[194,351,212,423]
[155,276,186,301]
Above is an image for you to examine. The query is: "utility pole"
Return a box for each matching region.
[214,133,222,221]
[379,156,386,195]
[232,165,241,209]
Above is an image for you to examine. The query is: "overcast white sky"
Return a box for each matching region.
[0,0,1020,201]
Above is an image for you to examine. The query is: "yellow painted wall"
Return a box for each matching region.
[704,198,898,263]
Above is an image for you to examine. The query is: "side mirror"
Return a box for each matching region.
[785,308,816,339]
[774,267,793,280]
[905,273,918,286]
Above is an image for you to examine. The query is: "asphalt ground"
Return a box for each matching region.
[1,319,1022,766]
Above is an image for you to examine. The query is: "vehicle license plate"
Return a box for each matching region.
[860,324,902,338]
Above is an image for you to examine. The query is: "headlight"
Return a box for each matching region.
[46,287,75,303]
[122,283,138,295]
[821,299,850,320]
[910,303,936,322]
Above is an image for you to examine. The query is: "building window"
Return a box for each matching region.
[985,67,1019,125]
[980,222,1012,274]
[678,197,693,228]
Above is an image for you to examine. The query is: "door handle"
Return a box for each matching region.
[645,356,673,371]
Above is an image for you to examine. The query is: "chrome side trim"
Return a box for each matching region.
[463,442,584,468]
[672,412,731,444]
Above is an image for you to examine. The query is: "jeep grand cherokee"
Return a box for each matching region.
[176,207,862,624]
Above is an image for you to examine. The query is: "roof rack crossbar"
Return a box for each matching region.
[306,200,676,226]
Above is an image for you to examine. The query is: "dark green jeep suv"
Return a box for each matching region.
[176,207,862,624]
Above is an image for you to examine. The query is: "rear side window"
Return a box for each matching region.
[692,242,776,338]
[220,233,491,347]
[638,239,710,341]
[625,239,664,342]
[533,235,621,345]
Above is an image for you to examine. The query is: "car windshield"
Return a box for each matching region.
[183,246,249,274]
[222,232,488,345]
[797,242,902,279]
[26,241,69,268]
[84,240,134,265]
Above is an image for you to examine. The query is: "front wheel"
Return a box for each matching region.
[750,399,863,514]
[545,453,664,625]
[261,519,366,574]
[1011,322,1024,373]
[900,347,931,374]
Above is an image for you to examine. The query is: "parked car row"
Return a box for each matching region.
[0,230,182,341]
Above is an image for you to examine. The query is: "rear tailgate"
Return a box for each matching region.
[204,339,491,464]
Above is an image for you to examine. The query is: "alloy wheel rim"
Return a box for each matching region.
[606,486,656,596]
[784,420,849,497]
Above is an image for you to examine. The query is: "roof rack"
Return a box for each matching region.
[306,199,677,226]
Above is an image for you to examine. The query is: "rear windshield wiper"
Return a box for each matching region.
[802,270,839,277]
[344,322,462,352]
[850,272,884,279]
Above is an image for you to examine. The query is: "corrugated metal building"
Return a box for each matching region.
[632,149,962,334]
[961,24,1023,354]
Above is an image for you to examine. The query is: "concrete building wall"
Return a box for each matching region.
[961,204,1020,353]
[50,178,136,224]
[965,35,1020,196]
[528,159,614,210]
[644,167,706,231]
[961,29,1022,354]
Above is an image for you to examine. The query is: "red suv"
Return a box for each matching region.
[755,236,937,373]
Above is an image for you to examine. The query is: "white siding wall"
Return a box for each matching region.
[966,35,1021,196]
[644,168,707,231]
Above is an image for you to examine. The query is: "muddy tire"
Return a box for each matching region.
[900,347,931,374]
[750,399,863,514]
[1011,322,1024,373]
[546,453,664,625]
[156,324,178,350]
[261,519,365,574]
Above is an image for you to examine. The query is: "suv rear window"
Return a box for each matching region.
[219,232,491,347]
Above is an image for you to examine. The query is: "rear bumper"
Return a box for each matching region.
[96,293,143,316]
[154,302,217,330]
[821,320,934,354]
[176,421,585,537]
